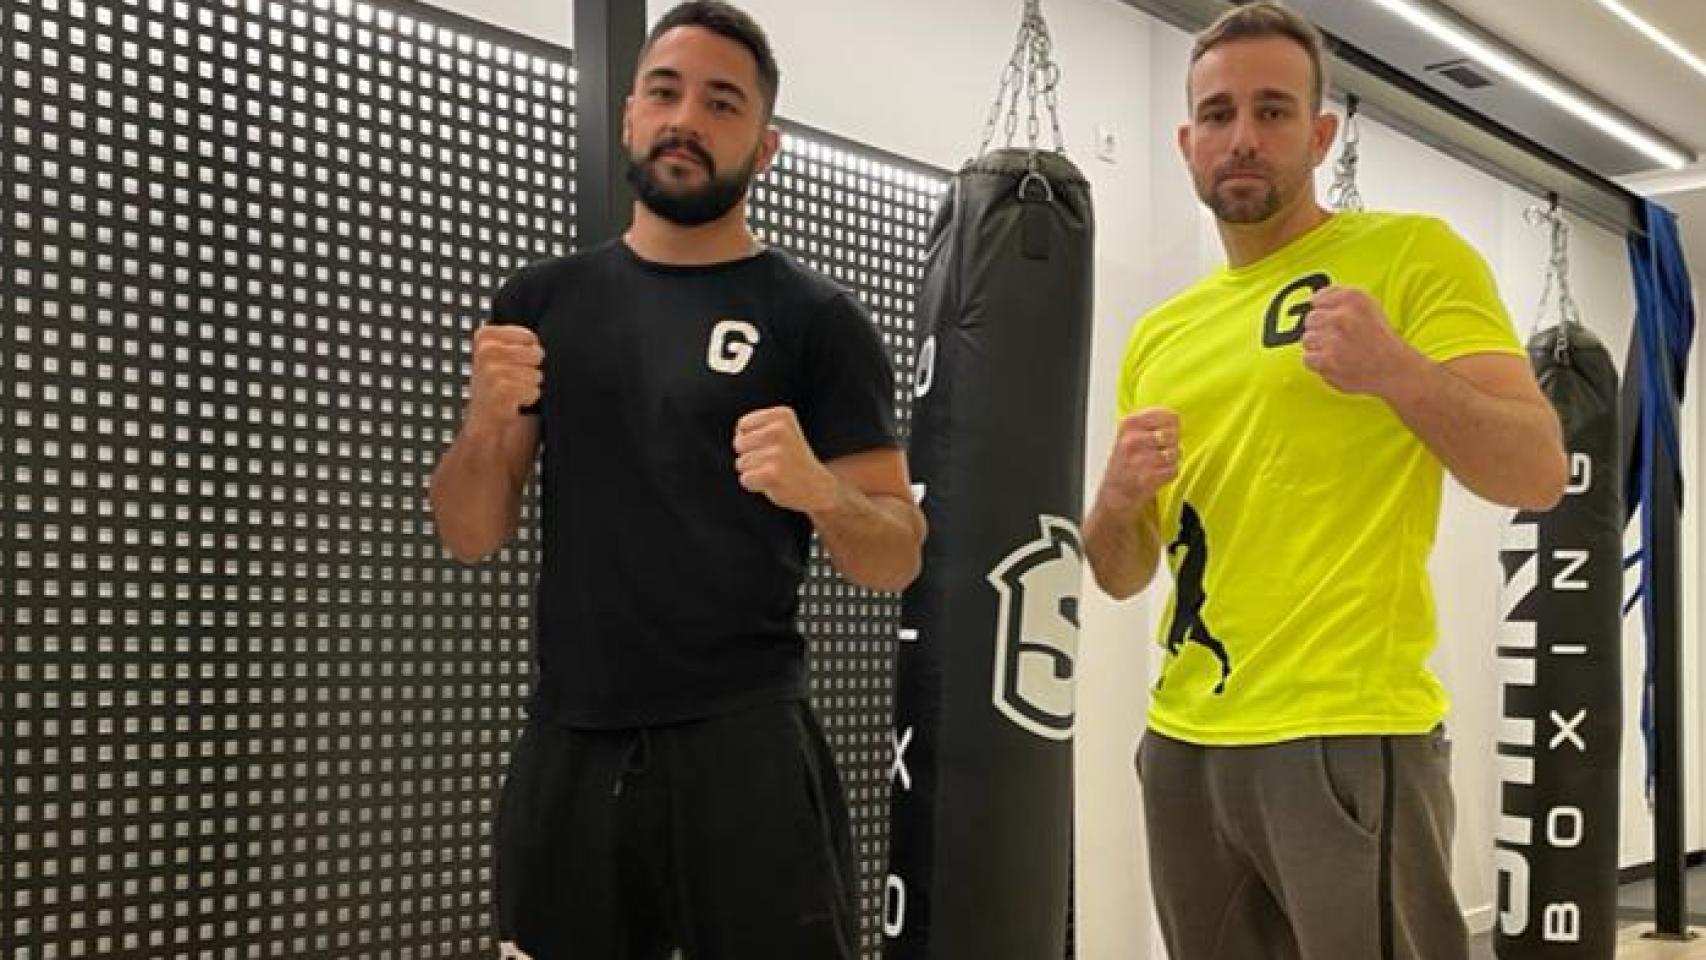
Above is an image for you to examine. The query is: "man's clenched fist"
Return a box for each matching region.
[1301,286,1425,398]
[733,407,836,513]
[1098,407,1181,513]
[468,324,544,430]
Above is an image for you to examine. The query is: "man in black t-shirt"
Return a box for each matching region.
[428,3,926,958]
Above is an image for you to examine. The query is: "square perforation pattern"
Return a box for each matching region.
[753,124,945,956]
[2,0,570,957]
[0,1,947,957]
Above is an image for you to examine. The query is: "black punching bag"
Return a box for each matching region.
[882,148,1093,960]
[1495,322,1622,958]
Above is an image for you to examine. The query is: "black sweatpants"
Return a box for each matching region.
[493,699,857,960]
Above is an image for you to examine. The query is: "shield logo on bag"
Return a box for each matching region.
[988,515,1083,740]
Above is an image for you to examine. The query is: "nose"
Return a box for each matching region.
[661,95,712,139]
[1227,110,1260,156]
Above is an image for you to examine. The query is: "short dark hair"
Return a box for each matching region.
[1191,1,1328,111]
[640,1,780,117]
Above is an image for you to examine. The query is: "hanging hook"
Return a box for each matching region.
[1523,192,1562,229]
[1328,94,1364,211]
[1526,190,1581,353]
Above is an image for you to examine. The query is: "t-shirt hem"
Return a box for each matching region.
[813,431,901,463]
[1426,341,1526,364]
[1148,710,1448,746]
[528,679,810,730]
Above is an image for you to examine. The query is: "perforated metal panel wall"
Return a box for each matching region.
[752,126,945,955]
[0,1,947,958]
[1,0,570,957]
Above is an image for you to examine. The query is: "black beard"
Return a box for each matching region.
[625,136,757,227]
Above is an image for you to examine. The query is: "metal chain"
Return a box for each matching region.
[1327,95,1365,211]
[977,0,1068,159]
[979,19,1028,155]
[1525,197,1582,359]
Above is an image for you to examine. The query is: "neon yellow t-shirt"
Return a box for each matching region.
[1118,211,1523,745]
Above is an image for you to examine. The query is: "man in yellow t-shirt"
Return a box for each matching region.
[1083,4,1568,958]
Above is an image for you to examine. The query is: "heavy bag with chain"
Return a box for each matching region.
[882,142,1094,960]
[881,10,1096,946]
[1494,317,1621,958]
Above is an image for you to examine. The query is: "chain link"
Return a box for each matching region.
[1327,96,1364,212]
[977,0,1068,159]
[1525,198,1583,358]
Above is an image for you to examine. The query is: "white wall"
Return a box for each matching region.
[423,0,1703,954]
[426,0,571,46]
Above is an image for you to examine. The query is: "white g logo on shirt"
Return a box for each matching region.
[707,319,761,375]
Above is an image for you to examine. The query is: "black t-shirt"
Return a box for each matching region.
[491,240,899,728]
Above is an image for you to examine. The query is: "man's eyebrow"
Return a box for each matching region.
[706,78,750,104]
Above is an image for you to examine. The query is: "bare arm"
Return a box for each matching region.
[733,409,925,592]
[1085,494,1166,600]
[429,325,545,562]
[1383,353,1568,511]
[429,416,540,562]
[1084,409,1180,600]
[808,448,927,592]
[1303,286,1567,512]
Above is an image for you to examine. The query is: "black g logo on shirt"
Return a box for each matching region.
[1262,273,1330,348]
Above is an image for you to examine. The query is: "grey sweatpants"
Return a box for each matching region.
[1137,727,1466,960]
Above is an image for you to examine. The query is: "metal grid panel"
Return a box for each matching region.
[0,0,571,957]
[756,122,947,957]
[0,0,947,957]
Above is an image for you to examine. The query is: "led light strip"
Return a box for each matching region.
[1368,0,1692,169]
[1592,0,1706,85]
[1617,166,1706,197]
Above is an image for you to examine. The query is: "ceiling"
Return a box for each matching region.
[1130,0,1706,281]
[1434,0,1706,267]
[1435,0,1706,170]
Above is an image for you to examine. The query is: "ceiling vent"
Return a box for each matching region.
[1425,58,1494,89]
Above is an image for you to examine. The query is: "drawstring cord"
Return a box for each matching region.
[612,727,653,797]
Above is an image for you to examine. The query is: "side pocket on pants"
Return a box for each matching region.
[492,723,540,938]
[1315,736,1385,841]
[789,704,857,959]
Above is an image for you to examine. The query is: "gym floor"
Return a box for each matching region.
[1470,865,1706,958]
[1470,926,1705,958]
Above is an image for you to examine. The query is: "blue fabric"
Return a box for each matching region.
[1625,199,1695,801]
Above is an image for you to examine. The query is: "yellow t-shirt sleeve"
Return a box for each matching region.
[1389,217,1525,363]
[1116,319,1145,419]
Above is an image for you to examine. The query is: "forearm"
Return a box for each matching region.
[1084,492,1163,600]
[429,424,529,562]
[1385,361,1567,510]
[810,482,926,592]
